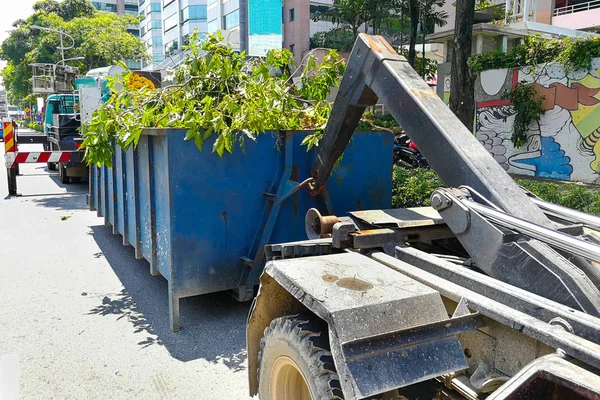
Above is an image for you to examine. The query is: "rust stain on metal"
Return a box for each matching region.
[322,274,339,283]
[336,277,373,291]
[221,211,227,221]
[291,164,298,182]
[336,176,343,184]
[377,36,397,54]
[353,229,382,235]
[364,35,382,53]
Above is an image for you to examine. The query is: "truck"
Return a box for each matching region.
[246,34,600,399]
[41,92,87,183]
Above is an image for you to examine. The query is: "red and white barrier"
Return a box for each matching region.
[13,151,72,165]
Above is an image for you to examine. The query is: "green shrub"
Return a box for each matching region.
[22,121,43,132]
[392,167,443,208]
[392,166,600,216]
[516,179,600,216]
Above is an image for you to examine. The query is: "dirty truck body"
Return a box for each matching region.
[247,34,600,399]
[42,93,87,183]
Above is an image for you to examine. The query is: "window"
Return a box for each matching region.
[152,36,163,45]
[181,5,207,22]
[127,28,140,37]
[124,2,138,12]
[223,9,239,30]
[309,5,331,20]
[164,12,178,32]
[289,44,294,55]
[141,26,146,35]
[163,0,175,8]
[207,19,218,33]
[92,2,118,12]
[146,3,161,14]
[147,20,161,31]
[289,8,295,21]
[165,39,178,55]
[154,54,165,63]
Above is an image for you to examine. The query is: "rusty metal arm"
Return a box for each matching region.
[310,34,552,228]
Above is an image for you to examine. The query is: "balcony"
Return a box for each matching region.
[552,0,600,30]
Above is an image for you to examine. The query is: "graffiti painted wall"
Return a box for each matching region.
[475,59,600,183]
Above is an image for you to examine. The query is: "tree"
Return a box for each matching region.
[0,3,146,102]
[406,0,447,67]
[407,0,420,66]
[57,0,98,21]
[380,16,411,48]
[33,0,96,21]
[420,0,448,76]
[312,0,371,43]
[449,0,476,129]
[66,13,147,70]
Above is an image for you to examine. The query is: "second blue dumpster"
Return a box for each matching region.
[90,129,392,331]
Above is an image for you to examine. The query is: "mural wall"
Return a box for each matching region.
[475,59,600,183]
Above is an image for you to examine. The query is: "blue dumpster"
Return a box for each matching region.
[90,129,392,331]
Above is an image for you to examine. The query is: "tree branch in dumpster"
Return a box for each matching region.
[81,30,346,167]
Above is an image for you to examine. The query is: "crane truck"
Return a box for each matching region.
[247,34,600,400]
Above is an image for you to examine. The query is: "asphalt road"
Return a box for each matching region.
[0,129,252,399]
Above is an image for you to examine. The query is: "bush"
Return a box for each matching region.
[392,167,443,208]
[310,28,354,52]
[392,166,600,216]
[516,179,600,216]
[22,120,43,132]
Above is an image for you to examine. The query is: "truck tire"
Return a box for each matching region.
[45,143,56,171]
[59,162,70,184]
[258,313,343,400]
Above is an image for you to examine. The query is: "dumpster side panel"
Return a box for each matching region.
[92,165,100,213]
[268,132,392,246]
[327,131,393,212]
[99,165,106,219]
[107,164,116,228]
[125,147,139,252]
[137,135,155,271]
[151,135,172,280]
[115,146,127,242]
[167,130,283,295]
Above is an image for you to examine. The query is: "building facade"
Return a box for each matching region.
[206,0,284,57]
[431,0,600,61]
[134,0,346,69]
[138,0,208,68]
[283,0,337,64]
[92,0,140,15]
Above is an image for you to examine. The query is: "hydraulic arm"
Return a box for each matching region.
[309,34,600,315]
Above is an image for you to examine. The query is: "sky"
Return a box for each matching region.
[0,0,38,82]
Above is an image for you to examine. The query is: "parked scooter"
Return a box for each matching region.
[393,133,429,168]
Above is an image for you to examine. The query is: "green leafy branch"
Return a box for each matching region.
[502,82,545,148]
[82,30,346,167]
[468,35,600,74]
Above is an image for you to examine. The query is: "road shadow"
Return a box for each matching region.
[29,192,89,210]
[88,224,250,371]
[15,164,90,211]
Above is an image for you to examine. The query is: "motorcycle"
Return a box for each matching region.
[393,134,429,169]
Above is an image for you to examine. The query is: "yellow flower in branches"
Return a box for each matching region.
[127,73,155,91]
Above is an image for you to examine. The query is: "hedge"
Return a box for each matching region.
[392,167,600,216]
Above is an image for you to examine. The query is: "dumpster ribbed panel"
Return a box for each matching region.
[92,129,393,329]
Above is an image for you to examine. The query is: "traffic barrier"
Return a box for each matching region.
[3,121,17,195]
[3,120,84,195]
